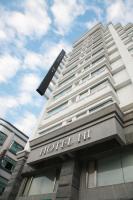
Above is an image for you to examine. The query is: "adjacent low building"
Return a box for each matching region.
[2,22,133,200]
[0,118,29,196]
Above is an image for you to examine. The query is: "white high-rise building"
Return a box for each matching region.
[35,22,133,138]
[3,23,133,200]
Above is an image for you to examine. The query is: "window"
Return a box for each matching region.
[0,131,7,146]
[85,55,91,61]
[69,52,80,61]
[92,55,105,66]
[93,37,102,45]
[0,176,8,195]
[90,80,108,94]
[22,169,60,196]
[63,65,77,76]
[97,154,124,186]
[9,141,24,154]
[92,48,104,57]
[91,66,106,77]
[76,111,87,119]
[128,47,133,53]
[59,74,75,86]
[85,147,133,188]
[79,90,88,100]
[122,148,133,182]
[87,161,96,188]
[82,74,90,82]
[47,101,68,116]
[84,64,90,70]
[89,99,113,113]
[68,57,79,66]
[92,41,103,50]
[1,156,16,173]
[53,86,72,99]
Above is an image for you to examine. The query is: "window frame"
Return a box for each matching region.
[0,131,7,146]
[9,141,24,155]
[20,169,60,196]
[1,156,16,173]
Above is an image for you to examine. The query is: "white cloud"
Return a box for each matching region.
[8,0,51,38]
[106,0,133,24]
[23,52,43,70]
[14,111,37,137]
[86,19,98,30]
[17,73,41,105]
[0,8,15,43]
[23,40,71,70]
[0,54,21,83]
[0,30,7,41]
[17,92,32,105]
[51,0,87,35]
[0,96,18,117]
[42,41,72,69]
[85,5,102,30]
[0,73,41,119]
[20,73,41,92]
[0,0,51,45]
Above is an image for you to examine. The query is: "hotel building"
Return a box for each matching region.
[2,22,133,200]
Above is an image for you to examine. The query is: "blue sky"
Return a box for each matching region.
[0,0,132,137]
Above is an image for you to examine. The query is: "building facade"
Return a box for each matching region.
[0,118,29,196]
[3,22,133,200]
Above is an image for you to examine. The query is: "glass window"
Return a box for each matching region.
[77,111,87,119]
[63,65,77,76]
[97,154,124,186]
[84,64,90,70]
[86,148,133,188]
[82,74,90,82]
[0,131,7,146]
[92,55,105,65]
[47,101,68,116]
[129,48,133,53]
[1,156,16,173]
[122,148,133,182]
[92,42,103,50]
[9,141,24,154]
[90,80,108,94]
[87,161,96,188]
[53,86,72,99]
[89,99,113,113]
[0,176,8,195]
[59,74,75,86]
[79,90,88,100]
[28,175,54,195]
[91,66,106,77]
[22,169,59,196]
[92,48,104,57]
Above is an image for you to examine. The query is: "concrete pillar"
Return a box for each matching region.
[56,159,80,200]
[1,151,29,200]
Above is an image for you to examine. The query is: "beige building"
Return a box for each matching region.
[0,118,29,196]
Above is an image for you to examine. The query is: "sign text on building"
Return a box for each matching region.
[40,129,91,157]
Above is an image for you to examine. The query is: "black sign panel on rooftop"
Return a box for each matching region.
[37,49,65,96]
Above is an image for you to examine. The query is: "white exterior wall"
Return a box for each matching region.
[34,23,133,138]
[111,59,124,71]
[117,84,133,110]
[113,69,130,85]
